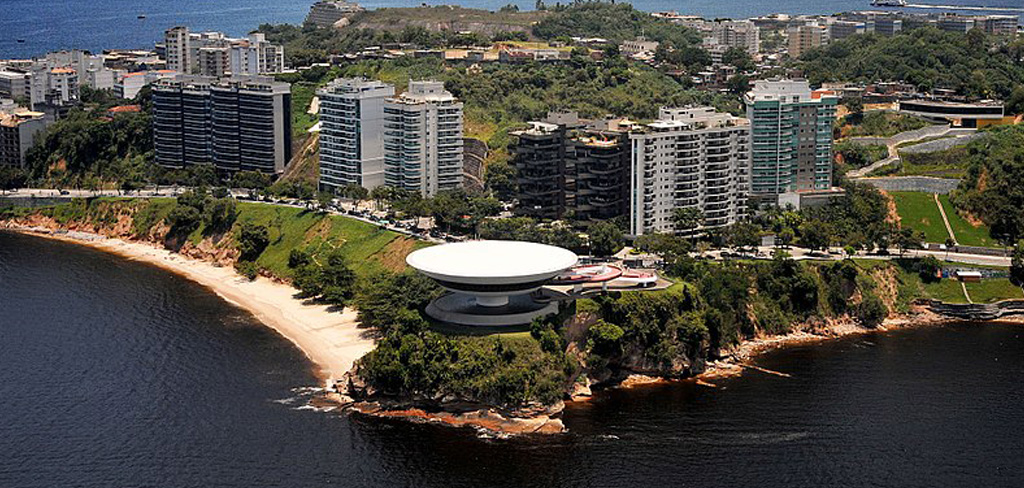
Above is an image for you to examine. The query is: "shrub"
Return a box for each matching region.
[236,222,270,262]
[235,260,260,281]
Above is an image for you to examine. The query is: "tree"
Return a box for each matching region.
[727,222,760,250]
[672,207,704,240]
[799,220,832,252]
[918,255,943,283]
[237,222,270,262]
[484,160,518,201]
[316,191,334,213]
[726,74,750,95]
[0,167,27,195]
[896,227,924,257]
[1011,241,1024,286]
[722,47,754,71]
[945,237,956,260]
[777,227,795,248]
[319,250,357,306]
[587,221,623,257]
[204,197,238,232]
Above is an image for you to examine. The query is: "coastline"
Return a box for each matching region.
[6,221,1019,437]
[2,225,375,385]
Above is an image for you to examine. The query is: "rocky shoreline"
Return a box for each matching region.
[3,216,1011,439]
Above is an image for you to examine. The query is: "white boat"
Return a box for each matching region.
[870,0,907,7]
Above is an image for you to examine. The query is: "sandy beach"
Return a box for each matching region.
[6,226,374,384]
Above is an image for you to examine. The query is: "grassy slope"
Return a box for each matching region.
[937,195,995,248]
[231,202,409,279]
[890,191,949,243]
[353,6,548,27]
[967,279,1024,304]
[24,198,414,280]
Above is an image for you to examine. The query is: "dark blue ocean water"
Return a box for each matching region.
[3,230,1024,487]
[0,0,1021,59]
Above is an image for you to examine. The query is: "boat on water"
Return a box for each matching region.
[870,0,907,6]
[137,14,147,19]
[16,39,26,43]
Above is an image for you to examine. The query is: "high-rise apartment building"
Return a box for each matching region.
[628,107,750,236]
[164,27,285,76]
[710,20,760,56]
[164,26,192,74]
[382,81,464,196]
[787,23,828,58]
[229,33,285,75]
[511,112,631,222]
[744,79,837,203]
[153,75,292,174]
[317,78,395,191]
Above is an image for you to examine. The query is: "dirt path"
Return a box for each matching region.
[933,193,957,244]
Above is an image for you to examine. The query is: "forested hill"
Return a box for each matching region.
[949,125,1024,244]
[797,27,1024,101]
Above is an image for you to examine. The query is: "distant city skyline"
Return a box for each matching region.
[2,0,1021,58]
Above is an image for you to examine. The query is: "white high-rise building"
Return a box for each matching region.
[165,27,284,76]
[164,26,192,74]
[318,78,395,192]
[629,107,751,236]
[383,81,464,197]
[710,20,760,56]
[229,33,285,75]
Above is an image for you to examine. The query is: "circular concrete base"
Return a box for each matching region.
[426,293,559,327]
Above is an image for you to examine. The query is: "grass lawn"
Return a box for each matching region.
[966,279,1024,304]
[890,191,950,243]
[233,202,403,279]
[937,195,996,248]
[921,278,969,303]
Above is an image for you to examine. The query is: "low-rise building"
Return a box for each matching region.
[620,37,660,55]
[115,70,177,100]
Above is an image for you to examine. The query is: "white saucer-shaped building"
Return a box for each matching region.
[406,240,578,326]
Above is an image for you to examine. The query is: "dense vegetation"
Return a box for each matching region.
[840,111,932,138]
[799,27,1024,99]
[531,3,701,46]
[834,141,888,169]
[950,125,1024,244]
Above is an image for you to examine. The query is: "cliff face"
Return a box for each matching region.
[3,201,239,267]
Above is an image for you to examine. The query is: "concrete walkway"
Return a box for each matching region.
[846,126,975,178]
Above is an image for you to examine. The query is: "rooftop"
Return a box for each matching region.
[406,240,578,283]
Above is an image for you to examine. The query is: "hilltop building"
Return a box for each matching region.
[305,0,365,28]
[317,77,395,192]
[744,79,837,203]
[628,107,751,236]
[382,81,464,197]
[153,75,292,174]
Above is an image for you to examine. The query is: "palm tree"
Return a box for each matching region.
[672,207,704,243]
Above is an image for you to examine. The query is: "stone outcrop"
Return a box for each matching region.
[916,298,1024,321]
